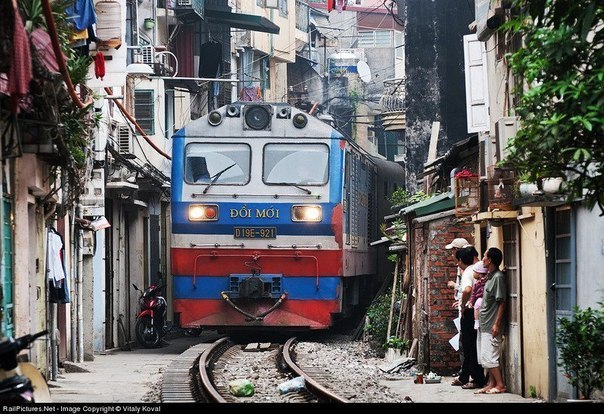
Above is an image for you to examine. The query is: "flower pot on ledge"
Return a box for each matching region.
[542,177,563,194]
[519,182,539,196]
[144,18,155,30]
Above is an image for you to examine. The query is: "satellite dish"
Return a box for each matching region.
[357,61,372,83]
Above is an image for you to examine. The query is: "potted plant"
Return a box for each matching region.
[556,302,604,400]
[517,173,539,196]
[383,336,409,360]
[144,18,155,30]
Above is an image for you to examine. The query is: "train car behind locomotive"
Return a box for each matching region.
[170,102,404,333]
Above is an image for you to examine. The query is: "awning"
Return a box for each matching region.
[399,192,454,217]
[205,9,280,34]
[310,13,335,39]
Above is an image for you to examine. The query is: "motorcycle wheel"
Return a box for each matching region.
[135,317,161,348]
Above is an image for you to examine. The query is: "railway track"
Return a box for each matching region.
[188,336,351,403]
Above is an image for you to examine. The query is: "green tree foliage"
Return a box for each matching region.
[15,0,96,210]
[556,303,604,399]
[387,188,429,208]
[364,288,403,350]
[503,0,604,215]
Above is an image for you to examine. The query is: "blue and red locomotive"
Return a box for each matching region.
[170,102,404,332]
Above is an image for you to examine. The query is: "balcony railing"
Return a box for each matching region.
[171,0,204,21]
[380,77,406,112]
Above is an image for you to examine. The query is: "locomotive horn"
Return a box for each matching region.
[226,105,240,117]
[277,107,291,119]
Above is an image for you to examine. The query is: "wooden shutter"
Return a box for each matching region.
[463,34,490,133]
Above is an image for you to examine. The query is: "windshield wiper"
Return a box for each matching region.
[203,163,237,194]
[275,182,312,195]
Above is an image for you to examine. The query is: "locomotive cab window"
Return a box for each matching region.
[263,143,329,185]
[184,143,251,185]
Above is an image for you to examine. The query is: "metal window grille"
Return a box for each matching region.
[134,90,155,135]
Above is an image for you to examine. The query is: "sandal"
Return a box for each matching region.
[461,382,477,389]
[486,387,506,394]
[474,387,489,394]
[451,378,464,386]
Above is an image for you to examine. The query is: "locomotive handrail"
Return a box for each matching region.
[190,192,321,199]
[220,291,288,321]
[191,252,320,290]
[267,244,322,249]
[190,243,245,248]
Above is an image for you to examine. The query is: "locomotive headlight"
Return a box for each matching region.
[208,111,223,126]
[292,205,322,222]
[188,204,219,221]
[292,113,308,129]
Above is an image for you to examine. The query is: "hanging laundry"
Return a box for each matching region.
[94,52,106,80]
[8,0,32,114]
[30,28,63,74]
[213,68,220,97]
[239,86,262,102]
[199,41,222,78]
[66,0,97,31]
[71,28,89,42]
[47,228,66,284]
[47,228,70,304]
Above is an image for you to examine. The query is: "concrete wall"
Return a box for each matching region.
[83,256,94,360]
[364,47,398,97]
[127,77,172,178]
[93,231,106,352]
[264,60,289,103]
[404,0,475,191]
[13,154,52,372]
[245,0,296,63]
[576,207,604,308]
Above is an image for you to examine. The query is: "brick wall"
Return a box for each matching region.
[410,213,474,375]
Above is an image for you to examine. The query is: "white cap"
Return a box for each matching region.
[472,260,489,274]
[445,238,470,249]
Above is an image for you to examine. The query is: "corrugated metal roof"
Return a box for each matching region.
[310,13,335,39]
[398,192,453,217]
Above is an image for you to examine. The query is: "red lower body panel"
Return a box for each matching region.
[171,248,343,276]
[174,299,340,330]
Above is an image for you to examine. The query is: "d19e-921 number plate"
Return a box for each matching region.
[233,227,277,239]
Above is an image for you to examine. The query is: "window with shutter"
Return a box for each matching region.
[463,34,490,133]
[134,90,155,135]
[279,0,288,17]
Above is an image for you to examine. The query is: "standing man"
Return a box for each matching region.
[476,247,507,394]
[454,247,485,389]
[445,237,470,383]
[445,237,470,303]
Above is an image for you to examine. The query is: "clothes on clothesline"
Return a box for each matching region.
[47,228,70,304]
[66,0,97,32]
[94,51,106,80]
[8,0,32,114]
[240,86,262,102]
[199,41,222,78]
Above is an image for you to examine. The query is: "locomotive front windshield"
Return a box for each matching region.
[184,143,251,185]
[263,143,329,185]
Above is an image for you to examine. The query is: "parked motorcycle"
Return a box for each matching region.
[133,280,167,348]
[0,329,50,402]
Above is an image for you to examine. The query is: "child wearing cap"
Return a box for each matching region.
[470,260,489,330]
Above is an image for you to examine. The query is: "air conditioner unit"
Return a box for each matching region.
[141,45,156,65]
[177,0,192,6]
[113,122,134,157]
[495,116,518,162]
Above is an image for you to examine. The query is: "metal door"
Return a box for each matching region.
[1,197,14,337]
[502,222,521,394]
[549,206,576,400]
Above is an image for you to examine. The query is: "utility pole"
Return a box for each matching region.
[322,34,328,110]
